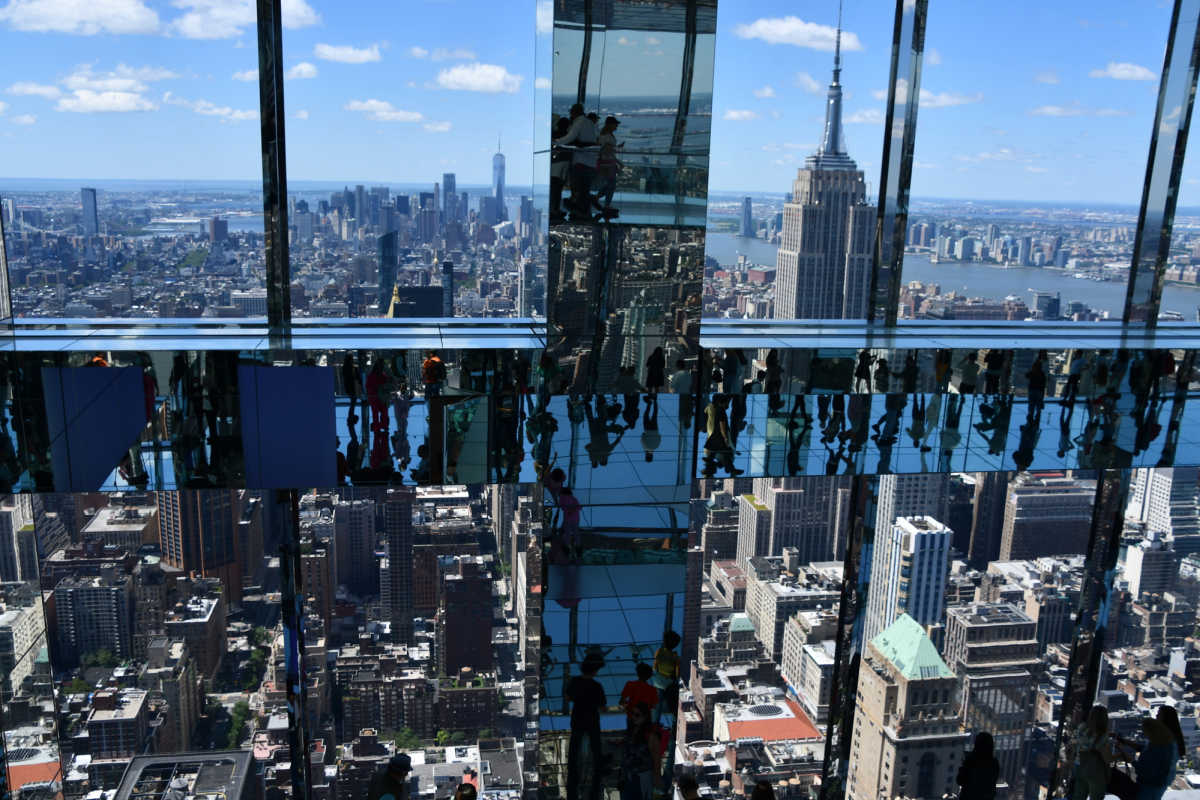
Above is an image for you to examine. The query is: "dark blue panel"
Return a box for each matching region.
[42,366,146,491]
[239,365,336,488]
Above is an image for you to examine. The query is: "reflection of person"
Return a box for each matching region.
[651,631,681,723]
[366,360,391,431]
[619,664,659,727]
[368,754,412,800]
[670,360,693,427]
[596,116,624,212]
[422,351,446,398]
[550,116,572,224]
[620,702,661,800]
[566,655,607,800]
[556,103,599,221]
[559,487,583,563]
[956,732,1000,800]
[1071,706,1114,800]
[750,782,776,800]
[1108,706,1185,800]
[645,347,666,395]
[453,784,477,800]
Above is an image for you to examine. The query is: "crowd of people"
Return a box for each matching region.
[551,103,624,224]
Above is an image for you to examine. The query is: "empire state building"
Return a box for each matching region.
[774,16,874,320]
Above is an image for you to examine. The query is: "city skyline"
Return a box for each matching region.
[0,1,1196,204]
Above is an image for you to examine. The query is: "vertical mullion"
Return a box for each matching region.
[867,0,928,326]
[257,0,291,339]
[278,488,313,800]
[1124,0,1200,324]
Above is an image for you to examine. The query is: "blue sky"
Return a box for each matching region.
[0,0,1194,205]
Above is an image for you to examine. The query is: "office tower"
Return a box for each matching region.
[140,637,200,753]
[53,568,134,666]
[436,556,493,674]
[378,231,398,312]
[163,582,226,679]
[740,196,753,237]
[355,184,366,228]
[443,172,457,221]
[999,474,1096,561]
[87,688,151,760]
[875,473,950,546]
[156,490,241,605]
[208,216,228,243]
[946,474,976,554]
[460,191,469,219]
[442,259,454,317]
[1124,531,1177,601]
[0,593,45,700]
[382,488,415,645]
[81,187,99,236]
[132,556,168,660]
[735,477,843,569]
[846,614,968,800]
[1016,236,1032,266]
[968,471,1009,569]
[1127,467,1200,558]
[0,497,34,583]
[773,24,874,320]
[863,516,953,645]
[334,498,377,597]
[493,143,506,221]
[944,604,1039,797]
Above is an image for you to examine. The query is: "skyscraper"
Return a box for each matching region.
[441,259,454,317]
[863,516,952,645]
[968,471,1010,569]
[81,187,99,236]
[443,172,457,221]
[846,614,968,800]
[382,488,415,645]
[773,19,874,320]
[999,473,1096,561]
[944,603,1039,797]
[378,231,398,312]
[1127,467,1200,557]
[739,196,753,237]
[156,490,241,605]
[493,143,506,222]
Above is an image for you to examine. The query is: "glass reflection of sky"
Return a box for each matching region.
[541,563,685,726]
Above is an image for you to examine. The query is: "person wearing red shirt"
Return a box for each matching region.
[619,663,659,729]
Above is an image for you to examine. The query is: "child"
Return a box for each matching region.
[651,631,681,723]
[619,663,660,729]
[559,487,582,562]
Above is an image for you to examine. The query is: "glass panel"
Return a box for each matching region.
[904,2,1170,323]
[280,2,539,319]
[0,15,267,320]
[702,2,891,322]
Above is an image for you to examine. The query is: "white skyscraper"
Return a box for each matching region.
[863,516,953,645]
[773,16,874,321]
[1127,467,1200,555]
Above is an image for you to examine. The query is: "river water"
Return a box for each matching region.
[705,232,1200,319]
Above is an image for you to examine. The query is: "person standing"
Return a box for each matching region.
[956,732,1000,800]
[566,655,607,800]
[645,347,666,396]
[619,664,659,728]
[555,103,599,219]
[368,754,412,800]
[620,702,661,800]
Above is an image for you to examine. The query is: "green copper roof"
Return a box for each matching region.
[730,613,755,633]
[870,614,954,680]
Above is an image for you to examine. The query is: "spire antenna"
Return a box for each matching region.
[833,0,843,84]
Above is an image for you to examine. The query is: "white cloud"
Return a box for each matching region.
[914,160,936,168]
[722,109,758,121]
[53,64,175,113]
[315,43,382,63]
[58,90,156,112]
[0,101,6,114]
[1095,108,1131,117]
[733,17,863,52]
[286,61,318,79]
[926,48,941,66]
[871,89,887,100]
[753,85,775,99]
[1029,104,1085,117]
[294,109,308,120]
[434,63,522,93]
[171,0,318,39]
[345,98,424,122]
[1089,61,1155,80]
[232,69,257,81]
[0,0,159,34]
[431,47,476,61]
[1034,71,1060,84]
[534,76,551,89]
[163,91,256,120]
[795,72,822,94]
[646,36,661,45]
[409,46,429,58]
[616,35,635,46]
[1026,166,1049,173]
[12,113,35,124]
[423,120,451,132]
[920,90,982,108]
[845,108,883,124]
[536,0,552,34]
[6,81,60,98]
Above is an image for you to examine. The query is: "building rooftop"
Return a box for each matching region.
[871,614,954,681]
[720,696,822,742]
[947,603,1034,626]
[113,751,254,800]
